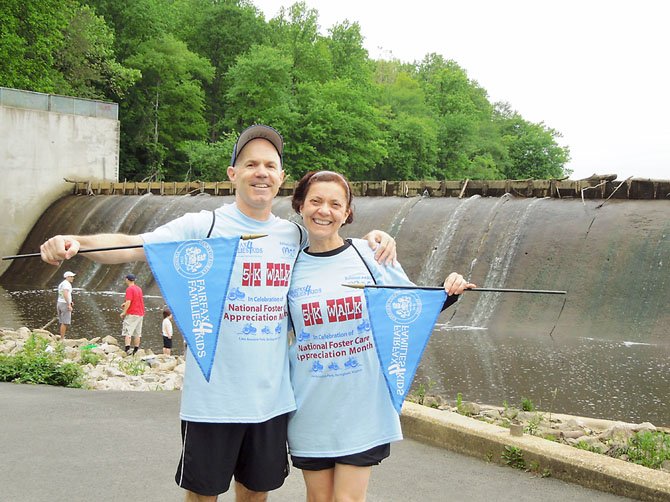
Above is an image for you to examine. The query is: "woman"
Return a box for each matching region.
[287,171,474,502]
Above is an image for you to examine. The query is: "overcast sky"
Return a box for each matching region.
[253,0,669,180]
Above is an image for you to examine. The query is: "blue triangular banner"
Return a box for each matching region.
[365,287,447,413]
[144,236,239,381]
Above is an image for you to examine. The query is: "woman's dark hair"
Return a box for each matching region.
[163,307,172,318]
[291,171,354,225]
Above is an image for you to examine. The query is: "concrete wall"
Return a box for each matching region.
[0,88,119,272]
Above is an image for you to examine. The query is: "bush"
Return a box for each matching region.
[0,334,83,388]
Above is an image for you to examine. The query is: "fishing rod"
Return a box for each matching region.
[343,284,567,295]
[1,234,267,261]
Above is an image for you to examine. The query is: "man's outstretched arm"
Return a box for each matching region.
[40,233,146,265]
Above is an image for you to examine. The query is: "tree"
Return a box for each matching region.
[178,135,236,181]
[0,0,70,92]
[84,0,176,60]
[495,103,571,179]
[373,64,438,179]
[267,2,333,85]
[223,44,296,133]
[53,4,140,100]
[289,79,386,180]
[174,0,268,140]
[122,34,214,180]
[417,54,503,178]
[327,21,372,85]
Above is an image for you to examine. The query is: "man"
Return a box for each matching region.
[121,273,145,355]
[56,271,76,339]
[39,124,395,502]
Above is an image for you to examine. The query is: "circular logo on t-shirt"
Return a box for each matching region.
[385,290,422,324]
[173,240,214,279]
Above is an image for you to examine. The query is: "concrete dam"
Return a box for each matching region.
[1,193,669,425]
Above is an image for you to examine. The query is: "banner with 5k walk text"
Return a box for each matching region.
[364,287,447,413]
[144,237,240,381]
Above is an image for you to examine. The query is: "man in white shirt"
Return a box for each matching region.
[56,271,76,339]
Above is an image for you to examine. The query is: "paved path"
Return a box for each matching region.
[0,383,633,501]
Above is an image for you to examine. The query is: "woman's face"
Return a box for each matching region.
[300,181,351,242]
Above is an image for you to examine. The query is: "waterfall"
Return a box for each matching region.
[468,197,545,328]
[415,195,480,287]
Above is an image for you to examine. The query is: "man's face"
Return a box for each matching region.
[227,138,285,217]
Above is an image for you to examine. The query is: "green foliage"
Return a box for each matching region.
[520,397,535,412]
[501,445,526,469]
[456,392,464,414]
[53,4,140,99]
[624,431,670,470]
[174,0,268,140]
[122,33,214,180]
[119,357,146,376]
[575,440,601,453]
[80,348,102,366]
[0,0,572,182]
[524,413,543,436]
[495,103,571,179]
[410,377,435,405]
[223,45,295,132]
[0,0,70,92]
[0,334,83,387]
[178,137,235,181]
[289,79,386,180]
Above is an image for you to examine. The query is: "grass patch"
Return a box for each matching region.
[624,431,670,469]
[0,334,83,388]
[119,357,146,376]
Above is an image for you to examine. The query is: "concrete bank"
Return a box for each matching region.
[402,402,670,501]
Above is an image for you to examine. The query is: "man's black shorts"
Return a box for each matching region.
[175,414,289,496]
[291,443,390,471]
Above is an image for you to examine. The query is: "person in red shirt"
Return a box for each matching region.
[120,273,145,355]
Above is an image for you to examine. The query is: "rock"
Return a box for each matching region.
[101,335,118,346]
[422,395,442,408]
[565,418,587,429]
[460,402,481,416]
[63,338,89,348]
[561,429,587,440]
[480,409,500,420]
[599,423,637,443]
[106,367,126,378]
[0,340,17,353]
[502,407,519,420]
[636,422,657,433]
[32,329,56,341]
[16,327,31,339]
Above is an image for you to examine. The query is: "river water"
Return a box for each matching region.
[2,282,669,427]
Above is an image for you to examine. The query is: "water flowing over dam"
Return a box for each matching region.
[2,194,669,425]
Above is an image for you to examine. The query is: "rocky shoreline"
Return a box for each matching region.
[2,325,669,472]
[0,326,184,391]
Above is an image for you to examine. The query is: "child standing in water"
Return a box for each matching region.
[162,307,173,356]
